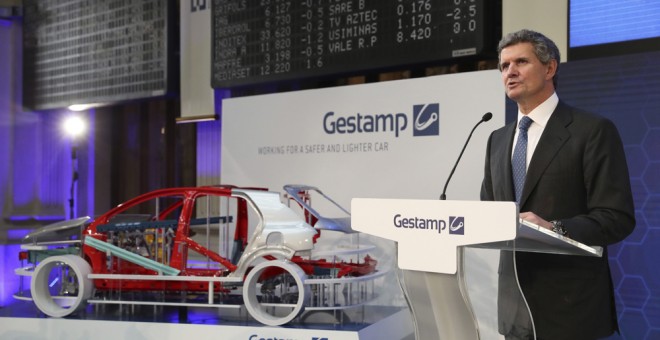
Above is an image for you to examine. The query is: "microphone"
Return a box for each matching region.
[440,112,493,200]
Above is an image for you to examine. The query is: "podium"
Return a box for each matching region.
[350,198,602,340]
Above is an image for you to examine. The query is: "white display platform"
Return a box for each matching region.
[0,305,413,340]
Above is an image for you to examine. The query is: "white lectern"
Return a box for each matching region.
[351,198,602,340]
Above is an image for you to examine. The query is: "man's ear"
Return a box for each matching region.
[546,59,558,80]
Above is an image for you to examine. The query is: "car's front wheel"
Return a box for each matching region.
[30,255,93,317]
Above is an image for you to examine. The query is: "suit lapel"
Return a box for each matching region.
[520,103,572,206]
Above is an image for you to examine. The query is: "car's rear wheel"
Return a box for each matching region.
[243,260,309,326]
[30,255,93,317]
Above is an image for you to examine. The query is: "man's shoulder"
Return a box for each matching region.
[491,120,515,135]
[556,101,613,125]
[555,102,621,140]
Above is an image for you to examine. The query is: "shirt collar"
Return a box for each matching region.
[517,92,559,128]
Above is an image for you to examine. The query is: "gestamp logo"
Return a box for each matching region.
[413,103,439,136]
[393,214,464,236]
[323,111,407,137]
[247,335,326,340]
[449,216,465,235]
[248,335,297,340]
[322,103,439,138]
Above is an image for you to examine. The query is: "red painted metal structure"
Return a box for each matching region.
[77,186,376,292]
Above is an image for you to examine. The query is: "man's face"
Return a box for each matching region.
[499,42,555,106]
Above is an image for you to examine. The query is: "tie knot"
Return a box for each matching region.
[519,116,533,131]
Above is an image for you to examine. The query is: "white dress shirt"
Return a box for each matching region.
[511,92,559,169]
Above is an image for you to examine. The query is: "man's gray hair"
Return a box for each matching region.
[497,29,560,88]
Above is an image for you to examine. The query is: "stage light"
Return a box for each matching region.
[63,115,86,139]
[62,115,87,219]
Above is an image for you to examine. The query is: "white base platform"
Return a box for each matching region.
[0,306,413,340]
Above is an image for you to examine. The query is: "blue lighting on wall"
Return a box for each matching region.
[0,245,22,307]
[11,113,41,208]
[0,109,95,307]
[6,230,30,240]
[196,89,230,181]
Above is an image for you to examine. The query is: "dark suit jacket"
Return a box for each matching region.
[481,101,635,340]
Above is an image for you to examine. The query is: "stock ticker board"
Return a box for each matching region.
[212,0,500,88]
[22,0,174,110]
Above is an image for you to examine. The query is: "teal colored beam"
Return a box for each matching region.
[84,236,180,276]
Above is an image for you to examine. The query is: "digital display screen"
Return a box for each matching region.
[570,0,660,47]
[569,0,660,59]
[22,0,174,110]
[211,0,500,88]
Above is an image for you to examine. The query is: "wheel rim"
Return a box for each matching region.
[243,260,309,326]
[30,255,93,317]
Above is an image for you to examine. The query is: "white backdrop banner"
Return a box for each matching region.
[221,69,504,204]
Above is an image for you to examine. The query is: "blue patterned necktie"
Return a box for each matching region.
[512,116,533,204]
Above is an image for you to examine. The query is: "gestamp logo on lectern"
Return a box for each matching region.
[449,216,465,235]
[392,213,465,235]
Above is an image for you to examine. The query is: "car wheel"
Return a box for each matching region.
[30,255,93,317]
[243,260,309,326]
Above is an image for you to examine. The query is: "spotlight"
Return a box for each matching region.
[63,116,86,139]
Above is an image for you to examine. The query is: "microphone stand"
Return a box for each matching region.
[69,142,79,219]
[440,113,492,200]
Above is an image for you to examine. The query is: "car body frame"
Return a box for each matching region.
[14,185,382,326]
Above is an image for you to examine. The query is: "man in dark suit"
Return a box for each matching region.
[481,29,635,340]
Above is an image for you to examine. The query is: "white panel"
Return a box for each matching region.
[221,69,505,205]
[350,198,517,274]
[179,1,215,121]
